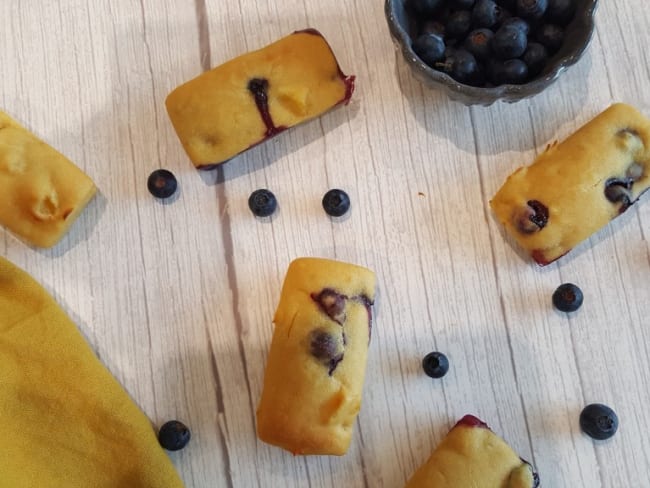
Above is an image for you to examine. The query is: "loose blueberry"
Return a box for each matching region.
[419,19,446,38]
[322,189,351,217]
[552,283,583,312]
[522,42,549,76]
[158,420,191,451]
[580,404,619,440]
[147,169,178,199]
[472,0,501,28]
[500,16,530,35]
[248,189,277,217]
[488,58,529,84]
[437,48,480,84]
[464,28,494,61]
[492,25,528,59]
[446,10,473,39]
[516,0,548,20]
[413,33,446,66]
[546,0,575,25]
[450,0,476,8]
[410,0,444,16]
[536,24,564,53]
[422,351,449,378]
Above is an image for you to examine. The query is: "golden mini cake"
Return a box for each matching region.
[0,111,96,248]
[256,257,375,455]
[405,415,539,488]
[491,103,650,265]
[165,29,355,169]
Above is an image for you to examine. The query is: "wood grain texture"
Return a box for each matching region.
[2,0,649,487]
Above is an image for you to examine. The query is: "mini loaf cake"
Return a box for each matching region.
[405,415,539,488]
[256,257,375,455]
[165,29,355,169]
[491,103,650,265]
[0,111,96,248]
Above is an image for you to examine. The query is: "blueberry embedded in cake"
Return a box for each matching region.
[405,415,540,487]
[490,103,650,265]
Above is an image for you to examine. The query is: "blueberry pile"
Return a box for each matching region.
[409,0,576,86]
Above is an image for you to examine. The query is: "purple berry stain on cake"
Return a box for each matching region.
[310,289,375,374]
[455,414,490,429]
[309,328,344,376]
[247,78,286,137]
[519,458,541,488]
[353,294,374,343]
[312,288,347,324]
[293,28,356,105]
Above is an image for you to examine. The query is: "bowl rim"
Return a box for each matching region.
[385,0,600,102]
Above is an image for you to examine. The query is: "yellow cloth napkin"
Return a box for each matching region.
[0,257,185,488]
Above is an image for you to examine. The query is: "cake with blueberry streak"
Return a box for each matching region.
[491,103,650,265]
[405,415,539,487]
[165,29,354,169]
[256,257,375,455]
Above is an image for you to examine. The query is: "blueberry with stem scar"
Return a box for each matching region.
[464,29,494,61]
[248,189,277,217]
[422,351,449,378]
[158,420,191,451]
[580,403,619,440]
[322,189,351,217]
[552,283,583,312]
[147,169,178,199]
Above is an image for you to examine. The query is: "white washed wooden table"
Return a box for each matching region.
[3,1,650,486]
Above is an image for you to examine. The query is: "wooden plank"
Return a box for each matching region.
[2,0,650,487]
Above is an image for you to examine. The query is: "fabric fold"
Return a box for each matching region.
[0,256,184,488]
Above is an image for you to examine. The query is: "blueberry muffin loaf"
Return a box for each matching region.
[166,29,354,168]
[405,415,539,487]
[256,257,375,455]
[0,111,96,248]
[491,103,650,265]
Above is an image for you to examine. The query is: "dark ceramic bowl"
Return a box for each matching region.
[385,0,599,105]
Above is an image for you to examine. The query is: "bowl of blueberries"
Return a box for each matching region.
[385,0,599,105]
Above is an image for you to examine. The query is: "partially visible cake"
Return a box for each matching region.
[491,103,650,265]
[165,29,355,168]
[0,111,96,248]
[256,257,375,455]
[405,415,539,487]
